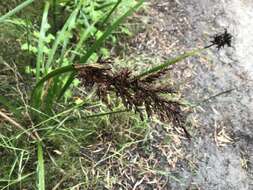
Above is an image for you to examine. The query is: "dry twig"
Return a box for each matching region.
[0,110,37,140]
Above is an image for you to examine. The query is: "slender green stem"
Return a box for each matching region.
[57,71,76,100]
[85,109,129,118]
[0,0,35,23]
[136,48,205,79]
[101,0,123,26]
[37,142,45,190]
[36,1,50,82]
[45,7,80,73]
[31,65,75,106]
[79,0,145,64]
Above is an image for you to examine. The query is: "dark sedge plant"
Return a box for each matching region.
[205,29,232,50]
[32,24,233,137]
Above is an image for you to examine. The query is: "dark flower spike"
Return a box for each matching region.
[205,29,233,50]
[75,64,191,139]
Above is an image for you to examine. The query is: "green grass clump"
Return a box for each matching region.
[0,0,211,189]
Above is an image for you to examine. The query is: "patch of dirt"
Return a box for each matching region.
[128,0,253,189]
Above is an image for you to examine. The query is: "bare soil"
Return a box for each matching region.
[128,0,253,189]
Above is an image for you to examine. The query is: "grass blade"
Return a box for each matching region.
[67,109,129,122]
[1,172,34,190]
[136,48,205,79]
[37,142,45,190]
[45,7,80,72]
[95,2,116,11]
[31,65,75,106]
[57,71,76,100]
[0,0,34,23]
[100,0,122,26]
[36,1,50,82]
[79,0,145,64]
[70,17,96,62]
[35,4,81,112]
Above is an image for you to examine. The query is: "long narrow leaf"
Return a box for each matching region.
[31,65,75,105]
[34,65,75,90]
[57,1,123,100]
[57,71,76,100]
[95,2,116,11]
[100,0,122,26]
[45,7,80,72]
[40,4,82,111]
[70,16,96,62]
[136,48,205,79]
[79,0,145,64]
[1,172,34,190]
[0,0,34,23]
[36,2,50,82]
[37,142,45,190]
